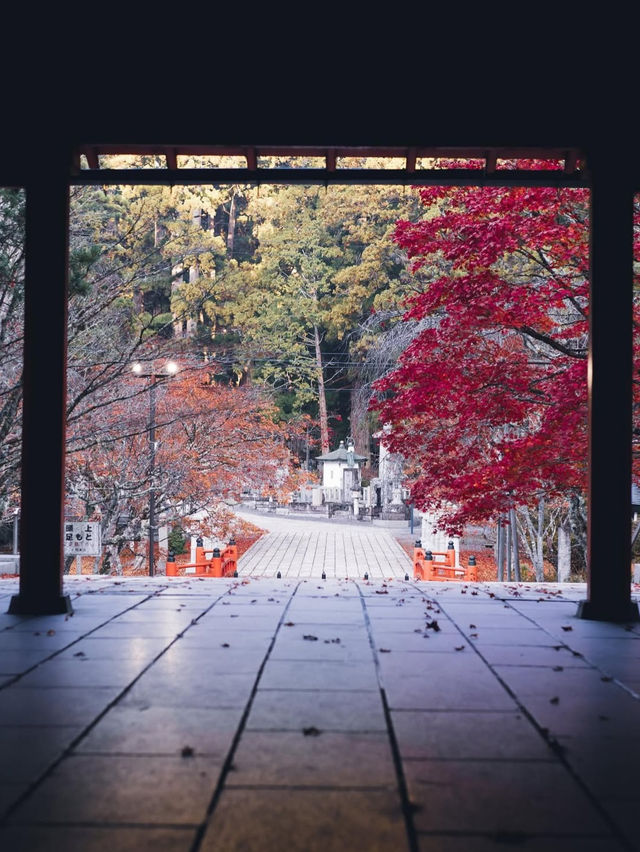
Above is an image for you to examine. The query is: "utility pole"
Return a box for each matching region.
[305,425,310,471]
[148,380,157,577]
[132,360,178,576]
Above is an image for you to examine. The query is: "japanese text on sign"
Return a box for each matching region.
[63,522,102,556]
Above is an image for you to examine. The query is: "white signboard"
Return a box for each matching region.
[64,522,102,556]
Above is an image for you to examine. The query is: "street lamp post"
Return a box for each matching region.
[132,360,178,576]
[12,508,19,555]
[148,379,157,577]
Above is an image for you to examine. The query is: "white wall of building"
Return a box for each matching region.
[322,460,350,487]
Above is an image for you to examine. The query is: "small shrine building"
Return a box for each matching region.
[316,439,367,502]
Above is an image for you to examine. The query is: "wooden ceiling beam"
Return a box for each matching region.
[485,151,498,173]
[165,148,178,171]
[244,147,257,170]
[564,150,579,173]
[70,167,589,189]
[85,147,100,170]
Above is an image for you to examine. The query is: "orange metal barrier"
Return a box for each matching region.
[166,552,178,576]
[194,539,208,575]
[413,540,477,582]
[166,537,239,578]
[413,541,428,580]
[221,539,238,577]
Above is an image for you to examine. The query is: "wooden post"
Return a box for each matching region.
[578,153,639,621]
[9,155,72,615]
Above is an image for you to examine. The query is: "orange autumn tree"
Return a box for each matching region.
[66,361,304,572]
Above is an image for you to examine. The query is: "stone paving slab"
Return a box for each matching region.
[10,753,221,825]
[0,575,638,851]
[391,709,557,760]
[230,730,396,787]
[0,725,82,783]
[246,688,387,731]
[405,759,612,835]
[76,704,244,757]
[200,789,408,852]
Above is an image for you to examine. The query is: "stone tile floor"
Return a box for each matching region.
[0,576,638,851]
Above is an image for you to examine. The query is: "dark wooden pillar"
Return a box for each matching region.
[9,157,72,615]
[578,155,639,622]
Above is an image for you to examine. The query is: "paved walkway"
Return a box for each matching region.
[235,509,411,578]
[0,574,639,851]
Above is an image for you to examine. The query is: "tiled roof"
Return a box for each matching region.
[316,441,367,463]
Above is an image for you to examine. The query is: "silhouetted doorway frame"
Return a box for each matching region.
[7,143,639,622]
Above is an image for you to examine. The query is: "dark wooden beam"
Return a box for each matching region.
[70,167,589,189]
[244,147,257,170]
[165,148,178,171]
[564,150,579,173]
[579,151,639,622]
[86,147,100,170]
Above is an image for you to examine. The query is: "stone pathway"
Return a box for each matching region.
[238,527,410,579]
[235,509,412,578]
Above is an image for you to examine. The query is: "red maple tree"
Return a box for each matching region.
[372,161,640,540]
